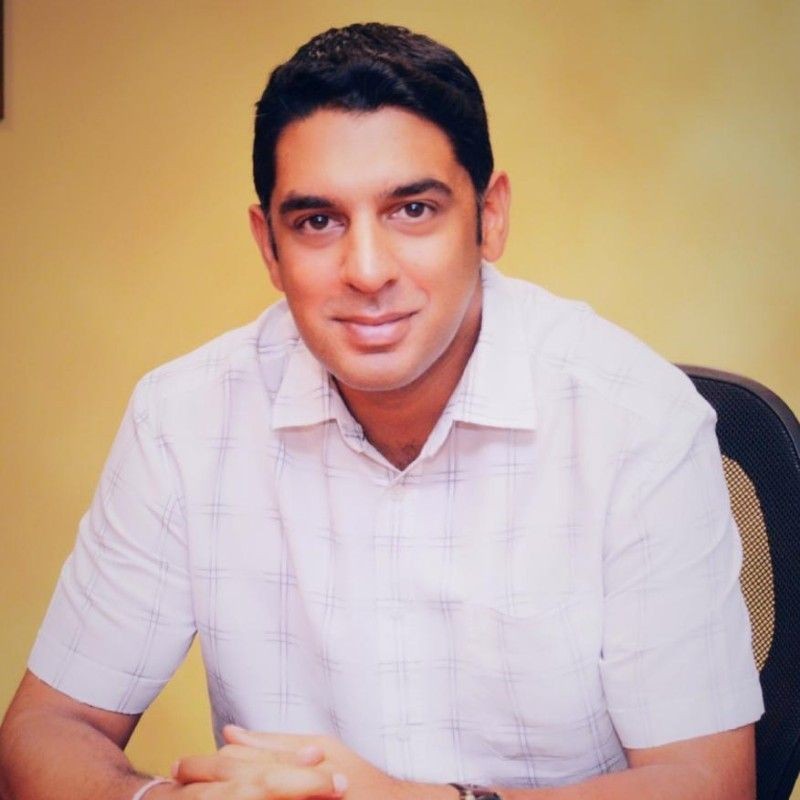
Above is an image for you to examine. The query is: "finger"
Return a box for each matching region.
[223,725,291,747]
[179,779,336,800]
[294,745,325,766]
[173,756,348,799]
[223,726,324,764]
[173,755,237,784]
[249,763,348,799]
[218,743,324,768]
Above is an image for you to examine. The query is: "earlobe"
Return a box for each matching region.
[248,204,284,292]
[479,171,511,263]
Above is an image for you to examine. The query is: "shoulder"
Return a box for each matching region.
[129,299,297,426]
[489,268,710,433]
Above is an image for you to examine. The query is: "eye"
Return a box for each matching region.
[298,214,333,231]
[393,202,434,221]
[404,202,427,218]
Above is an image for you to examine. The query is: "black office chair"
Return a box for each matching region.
[680,366,800,800]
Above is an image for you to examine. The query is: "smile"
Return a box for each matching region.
[336,312,415,348]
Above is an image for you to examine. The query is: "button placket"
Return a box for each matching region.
[376,478,414,776]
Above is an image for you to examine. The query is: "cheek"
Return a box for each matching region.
[279,262,337,309]
[277,237,343,289]
[399,223,469,261]
[281,280,326,331]
[396,232,478,294]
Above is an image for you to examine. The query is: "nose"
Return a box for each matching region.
[340,216,398,293]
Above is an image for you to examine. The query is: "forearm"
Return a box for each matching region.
[500,763,720,800]
[0,707,153,800]
[384,764,724,800]
[284,767,708,800]
[502,725,754,800]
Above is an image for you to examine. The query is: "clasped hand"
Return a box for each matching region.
[167,725,402,799]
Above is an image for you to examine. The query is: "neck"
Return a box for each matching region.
[336,286,483,471]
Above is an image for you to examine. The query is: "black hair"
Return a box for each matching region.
[253,23,494,218]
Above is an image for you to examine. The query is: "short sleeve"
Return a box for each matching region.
[599,387,764,748]
[28,377,195,713]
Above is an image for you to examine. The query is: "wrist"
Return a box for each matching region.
[131,777,177,800]
[419,781,463,800]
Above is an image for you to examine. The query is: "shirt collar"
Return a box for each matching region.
[440,263,537,432]
[270,263,537,434]
[269,336,363,439]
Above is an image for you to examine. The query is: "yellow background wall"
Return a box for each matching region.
[1,0,798,786]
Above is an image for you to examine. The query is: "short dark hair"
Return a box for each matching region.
[253,23,494,211]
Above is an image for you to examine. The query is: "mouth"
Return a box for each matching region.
[335,311,416,348]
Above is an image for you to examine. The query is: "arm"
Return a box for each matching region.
[502,725,755,800]
[0,672,345,800]
[0,671,145,800]
[184,725,753,800]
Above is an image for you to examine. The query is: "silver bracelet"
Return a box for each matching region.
[131,777,174,800]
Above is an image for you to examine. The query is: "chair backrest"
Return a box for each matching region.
[680,366,800,800]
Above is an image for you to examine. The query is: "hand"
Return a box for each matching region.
[169,736,347,799]
[221,726,405,799]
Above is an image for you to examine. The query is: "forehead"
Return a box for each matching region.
[272,107,470,202]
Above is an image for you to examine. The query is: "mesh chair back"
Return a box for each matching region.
[681,366,800,800]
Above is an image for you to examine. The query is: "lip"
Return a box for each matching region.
[335,311,415,347]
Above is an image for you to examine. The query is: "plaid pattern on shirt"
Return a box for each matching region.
[29,265,763,788]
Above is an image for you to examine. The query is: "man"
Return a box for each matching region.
[0,23,763,800]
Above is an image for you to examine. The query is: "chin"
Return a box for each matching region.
[331,362,422,394]
[334,373,410,394]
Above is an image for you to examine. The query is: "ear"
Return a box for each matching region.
[479,171,511,263]
[248,203,284,292]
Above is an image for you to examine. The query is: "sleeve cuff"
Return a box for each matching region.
[610,679,765,749]
[28,631,168,714]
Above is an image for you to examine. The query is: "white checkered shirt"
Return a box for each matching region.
[30,265,763,788]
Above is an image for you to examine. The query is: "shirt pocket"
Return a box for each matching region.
[458,596,610,768]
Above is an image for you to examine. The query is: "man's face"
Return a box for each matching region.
[251,107,508,396]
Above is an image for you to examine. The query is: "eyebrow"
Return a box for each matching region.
[277,178,454,217]
[385,178,453,200]
[278,194,335,215]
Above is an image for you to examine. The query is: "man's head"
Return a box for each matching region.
[248,24,509,401]
[253,23,494,219]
